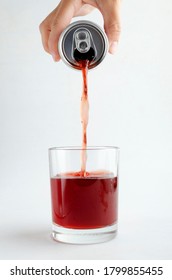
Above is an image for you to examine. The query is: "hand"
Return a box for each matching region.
[39,0,121,61]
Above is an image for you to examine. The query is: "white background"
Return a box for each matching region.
[0,0,172,260]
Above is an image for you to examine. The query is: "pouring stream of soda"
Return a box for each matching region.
[80,60,89,177]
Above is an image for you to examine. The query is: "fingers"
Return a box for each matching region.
[48,1,77,61]
[39,0,82,61]
[97,0,121,54]
[74,4,95,17]
[39,5,60,59]
[39,25,50,54]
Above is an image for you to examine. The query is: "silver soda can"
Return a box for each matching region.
[58,20,108,70]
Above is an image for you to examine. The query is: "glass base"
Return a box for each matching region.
[52,223,117,244]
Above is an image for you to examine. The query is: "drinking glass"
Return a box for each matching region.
[48,146,119,244]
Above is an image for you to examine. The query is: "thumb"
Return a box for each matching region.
[98,0,121,54]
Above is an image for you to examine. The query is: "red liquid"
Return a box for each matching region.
[80,60,89,176]
[51,172,118,229]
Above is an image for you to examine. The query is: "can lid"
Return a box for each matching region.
[58,21,108,70]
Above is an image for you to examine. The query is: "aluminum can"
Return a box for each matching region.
[58,20,108,70]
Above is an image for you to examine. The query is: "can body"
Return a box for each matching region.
[58,20,108,70]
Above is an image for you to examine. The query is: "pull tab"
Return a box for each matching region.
[71,28,97,62]
[74,29,91,53]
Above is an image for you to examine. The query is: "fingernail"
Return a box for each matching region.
[109,41,118,55]
[51,53,58,62]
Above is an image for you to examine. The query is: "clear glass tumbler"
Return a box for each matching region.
[48,146,119,244]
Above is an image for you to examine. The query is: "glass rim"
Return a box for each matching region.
[49,146,120,151]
